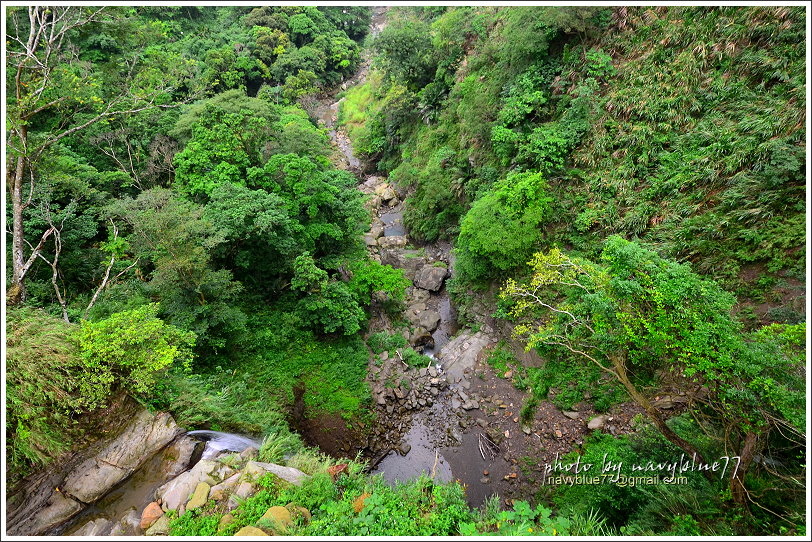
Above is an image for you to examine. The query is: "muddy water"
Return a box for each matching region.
[374,414,454,484]
[380,209,406,237]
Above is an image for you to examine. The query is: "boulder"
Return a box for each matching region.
[227,482,256,510]
[369,220,384,239]
[110,508,141,536]
[365,195,382,212]
[62,410,181,504]
[242,461,308,486]
[74,517,113,536]
[415,265,448,291]
[380,249,427,279]
[437,331,492,384]
[408,287,431,304]
[373,183,391,197]
[261,506,292,532]
[587,415,608,430]
[409,327,433,348]
[286,504,311,523]
[140,501,164,529]
[186,481,210,511]
[156,459,219,511]
[162,436,199,479]
[234,526,270,536]
[23,492,83,535]
[145,515,171,536]
[217,513,235,532]
[209,472,241,501]
[377,235,408,249]
[380,186,397,202]
[418,310,441,332]
[562,411,580,420]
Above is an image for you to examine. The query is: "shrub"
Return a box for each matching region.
[455,171,552,284]
[75,303,196,409]
[367,331,408,354]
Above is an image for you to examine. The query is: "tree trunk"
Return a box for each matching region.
[8,152,27,305]
[612,356,716,482]
[730,431,759,509]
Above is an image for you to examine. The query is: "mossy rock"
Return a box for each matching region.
[217,514,235,532]
[260,506,292,532]
[234,526,270,536]
[186,481,210,511]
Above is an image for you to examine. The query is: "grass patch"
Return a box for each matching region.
[367,331,408,354]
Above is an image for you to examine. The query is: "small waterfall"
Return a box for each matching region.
[185,430,262,459]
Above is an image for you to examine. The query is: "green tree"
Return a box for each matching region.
[6,6,194,304]
[347,258,410,309]
[75,303,195,408]
[501,236,805,507]
[455,171,552,283]
[319,6,371,41]
[203,182,296,288]
[111,189,245,351]
[247,154,367,258]
[6,308,82,476]
[174,111,272,197]
[373,19,437,91]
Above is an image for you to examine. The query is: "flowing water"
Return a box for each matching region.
[186,430,262,460]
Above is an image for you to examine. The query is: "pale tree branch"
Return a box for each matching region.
[84,219,138,318]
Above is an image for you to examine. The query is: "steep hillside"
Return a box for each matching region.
[345,6,805,323]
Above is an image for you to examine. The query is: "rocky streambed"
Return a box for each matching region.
[306,10,660,507]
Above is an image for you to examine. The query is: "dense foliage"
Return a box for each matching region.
[6,306,192,482]
[4,6,389,484]
[340,5,806,536]
[346,6,804,317]
[166,449,612,536]
[4,5,806,537]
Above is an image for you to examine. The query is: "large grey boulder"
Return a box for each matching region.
[408,287,431,304]
[16,492,83,535]
[377,235,408,249]
[415,265,448,291]
[156,459,221,511]
[162,436,199,479]
[108,508,142,536]
[410,327,434,348]
[6,400,184,536]
[242,461,308,486]
[380,249,428,279]
[73,517,113,536]
[587,415,608,431]
[418,310,441,332]
[437,331,493,384]
[62,410,181,504]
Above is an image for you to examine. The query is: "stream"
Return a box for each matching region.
[309,6,508,508]
[60,431,260,536]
